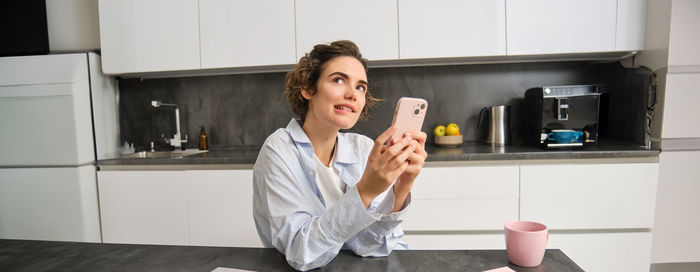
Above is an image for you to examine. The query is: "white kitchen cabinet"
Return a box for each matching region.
[402,165,518,250]
[616,0,647,51]
[295,0,399,61]
[520,163,658,230]
[403,233,505,250]
[98,0,200,74]
[199,0,296,69]
[0,166,101,242]
[97,169,262,247]
[98,171,190,245]
[517,162,657,272]
[186,170,262,247]
[660,73,700,139]
[652,151,700,263]
[549,232,653,272]
[667,0,700,66]
[398,0,506,59]
[506,0,617,55]
[404,165,519,231]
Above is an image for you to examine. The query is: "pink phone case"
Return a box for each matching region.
[391,97,428,142]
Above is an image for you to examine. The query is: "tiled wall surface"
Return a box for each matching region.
[119,61,651,150]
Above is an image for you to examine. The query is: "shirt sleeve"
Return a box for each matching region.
[254,147,380,271]
[345,187,412,256]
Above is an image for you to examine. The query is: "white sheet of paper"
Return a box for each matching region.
[211,267,257,272]
[482,266,515,272]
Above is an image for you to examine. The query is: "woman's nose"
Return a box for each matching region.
[345,86,357,100]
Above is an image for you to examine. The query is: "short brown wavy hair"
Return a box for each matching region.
[284,40,382,120]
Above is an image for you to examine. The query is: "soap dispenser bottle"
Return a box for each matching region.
[198,126,208,150]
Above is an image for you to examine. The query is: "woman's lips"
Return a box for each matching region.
[334,104,355,113]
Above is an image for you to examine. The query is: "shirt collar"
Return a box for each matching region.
[285,119,361,165]
[285,119,311,145]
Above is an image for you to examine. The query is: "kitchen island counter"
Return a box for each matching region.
[0,239,583,272]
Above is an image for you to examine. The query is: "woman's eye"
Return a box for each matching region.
[333,78,344,85]
[357,85,366,92]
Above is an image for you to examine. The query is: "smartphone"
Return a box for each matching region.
[390,97,428,142]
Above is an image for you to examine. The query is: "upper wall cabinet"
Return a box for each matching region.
[199,0,296,69]
[295,0,399,61]
[98,0,200,74]
[398,0,506,59]
[667,0,700,66]
[616,0,647,51]
[98,0,646,76]
[507,0,618,55]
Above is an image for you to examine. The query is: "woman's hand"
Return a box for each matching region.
[357,126,416,208]
[392,130,427,212]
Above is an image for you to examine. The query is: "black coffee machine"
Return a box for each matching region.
[524,85,605,148]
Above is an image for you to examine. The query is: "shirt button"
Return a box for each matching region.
[309,171,314,176]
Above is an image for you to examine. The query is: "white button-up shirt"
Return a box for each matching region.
[253,119,410,271]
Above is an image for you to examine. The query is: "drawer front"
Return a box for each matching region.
[404,198,518,231]
[186,170,262,247]
[549,232,653,272]
[520,163,659,229]
[98,171,190,245]
[413,166,519,199]
[406,165,519,231]
[403,233,505,250]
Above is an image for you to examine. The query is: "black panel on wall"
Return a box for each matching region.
[119,61,650,151]
[0,1,49,57]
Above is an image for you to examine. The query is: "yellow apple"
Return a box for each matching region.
[445,123,460,136]
[434,125,446,137]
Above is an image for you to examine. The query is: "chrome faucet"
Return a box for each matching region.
[151,100,188,148]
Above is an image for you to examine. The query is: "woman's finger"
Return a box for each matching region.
[382,135,413,163]
[407,139,424,154]
[406,149,426,165]
[389,142,415,170]
[389,161,410,180]
[405,130,427,145]
[371,126,397,157]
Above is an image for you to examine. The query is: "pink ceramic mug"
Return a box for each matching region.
[504,221,548,267]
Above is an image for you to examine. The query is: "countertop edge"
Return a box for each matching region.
[98,164,255,171]
[97,155,659,171]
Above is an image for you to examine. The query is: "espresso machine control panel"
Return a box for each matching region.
[542,85,601,97]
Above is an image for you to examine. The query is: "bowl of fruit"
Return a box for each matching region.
[434,123,463,147]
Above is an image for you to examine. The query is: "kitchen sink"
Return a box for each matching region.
[121,149,208,159]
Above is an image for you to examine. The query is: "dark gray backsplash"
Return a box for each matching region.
[119,61,652,151]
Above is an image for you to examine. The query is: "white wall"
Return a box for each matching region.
[46,0,100,52]
[636,0,700,265]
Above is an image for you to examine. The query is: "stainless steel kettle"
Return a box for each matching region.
[478,105,511,146]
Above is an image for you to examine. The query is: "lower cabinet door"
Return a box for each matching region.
[98,169,262,247]
[186,170,262,247]
[548,232,653,272]
[402,233,505,250]
[404,165,519,231]
[0,166,101,242]
[520,163,659,229]
[98,171,190,245]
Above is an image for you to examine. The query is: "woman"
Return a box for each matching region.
[253,40,427,271]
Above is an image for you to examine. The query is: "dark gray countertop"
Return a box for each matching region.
[0,239,584,272]
[425,139,658,161]
[97,140,658,167]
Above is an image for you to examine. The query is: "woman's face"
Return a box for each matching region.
[303,56,368,130]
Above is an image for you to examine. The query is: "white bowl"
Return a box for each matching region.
[435,135,463,147]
